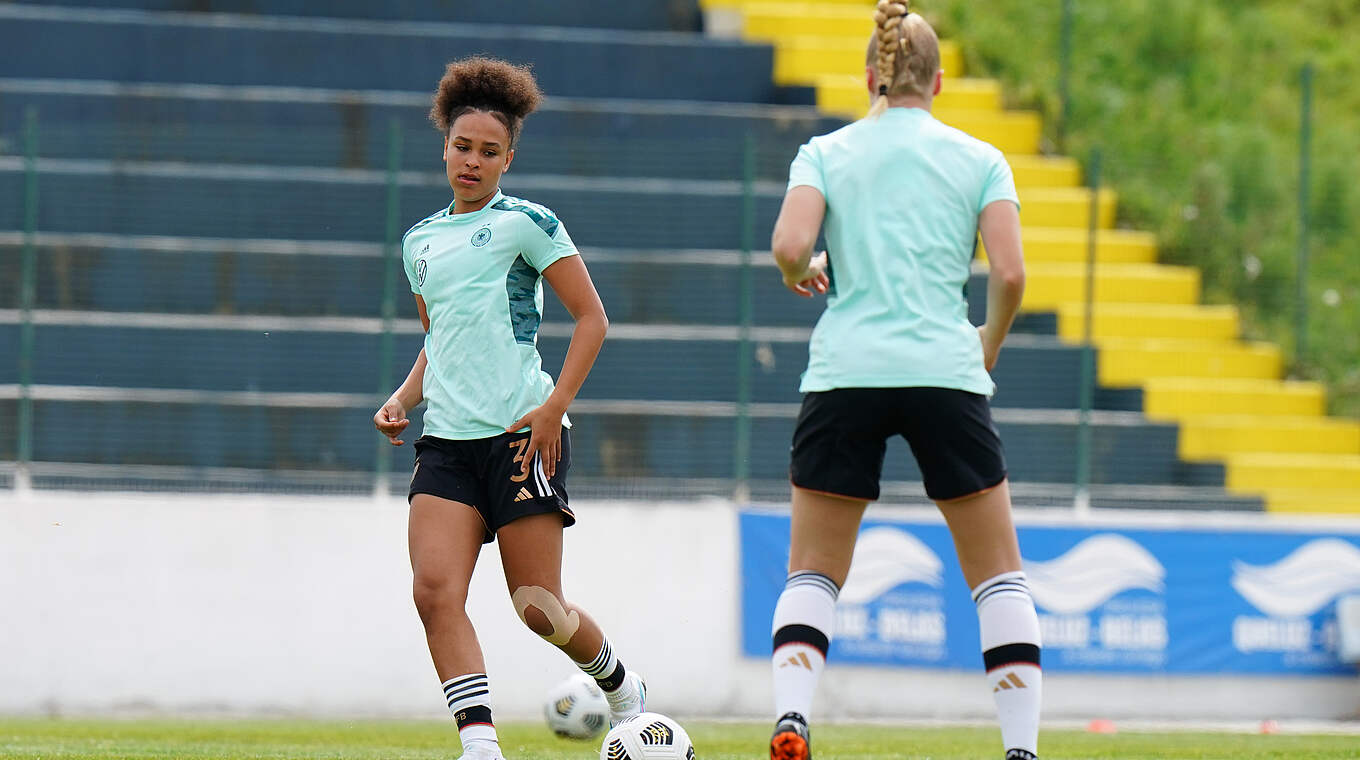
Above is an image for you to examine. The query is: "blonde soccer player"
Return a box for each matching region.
[765,3,1039,760]
[374,57,643,760]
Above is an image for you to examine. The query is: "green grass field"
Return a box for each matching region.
[1,719,1357,760]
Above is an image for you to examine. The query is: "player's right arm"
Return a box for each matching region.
[374,294,430,446]
[976,200,1025,372]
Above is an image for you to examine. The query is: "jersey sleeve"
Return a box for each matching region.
[520,214,579,273]
[402,233,422,295]
[979,149,1020,213]
[786,140,826,195]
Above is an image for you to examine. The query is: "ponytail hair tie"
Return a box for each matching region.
[878,84,888,96]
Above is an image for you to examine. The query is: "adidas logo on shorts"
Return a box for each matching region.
[513,486,534,502]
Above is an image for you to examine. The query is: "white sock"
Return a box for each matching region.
[443,673,498,754]
[578,639,635,709]
[973,571,1042,759]
[771,571,838,722]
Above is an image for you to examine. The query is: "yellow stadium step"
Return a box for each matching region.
[926,109,1044,154]
[1016,187,1116,229]
[815,72,993,110]
[1096,338,1282,385]
[1054,303,1239,341]
[1020,263,1201,309]
[1258,488,1360,515]
[1178,415,1360,460]
[741,3,899,39]
[1227,454,1360,492]
[1143,378,1327,419]
[783,39,965,87]
[982,228,1155,266]
[1008,155,1081,187]
[701,0,875,8]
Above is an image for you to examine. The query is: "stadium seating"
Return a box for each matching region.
[693,0,1360,513]
[7,0,1351,511]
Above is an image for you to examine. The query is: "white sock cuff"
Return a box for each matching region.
[974,573,1041,653]
[772,571,839,640]
[971,570,1030,605]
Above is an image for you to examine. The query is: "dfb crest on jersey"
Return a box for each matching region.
[472,226,493,247]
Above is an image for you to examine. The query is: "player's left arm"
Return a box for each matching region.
[771,185,830,297]
[506,255,608,477]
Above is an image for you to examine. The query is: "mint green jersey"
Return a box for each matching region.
[787,107,1020,396]
[402,190,577,440]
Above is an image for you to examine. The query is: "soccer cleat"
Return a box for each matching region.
[456,747,506,760]
[1004,750,1037,760]
[770,711,811,760]
[606,671,647,726]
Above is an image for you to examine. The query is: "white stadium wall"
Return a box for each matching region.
[1,492,1358,720]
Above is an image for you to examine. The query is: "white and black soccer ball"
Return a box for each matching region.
[599,712,694,760]
[544,673,609,740]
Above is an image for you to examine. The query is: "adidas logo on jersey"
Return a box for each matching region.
[993,672,1028,691]
[514,487,534,502]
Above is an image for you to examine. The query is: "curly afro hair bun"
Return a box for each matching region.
[429,56,543,148]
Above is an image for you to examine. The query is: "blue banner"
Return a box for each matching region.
[740,510,1360,675]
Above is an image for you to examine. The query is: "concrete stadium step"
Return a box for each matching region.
[1052,303,1240,341]
[925,109,1044,155]
[1255,488,1360,516]
[980,228,1157,265]
[1006,156,1082,188]
[0,235,1136,364]
[1019,263,1201,309]
[0,319,1133,412]
[784,40,965,87]
[1142,378,1327,419]
[0,159,1116,249]
[5,81,1064,187]
[0,80,843,181]
[2,393,1225,487]
[738,3,907,40]
[1016,187,1116,229]
[702,0,876,8]
[0,5,784,104]
[1095,338,1283,385]
[1177,415,1360,460]
[2,0,696,30]
[1227,454,1360,493]
[817,76,1007,118]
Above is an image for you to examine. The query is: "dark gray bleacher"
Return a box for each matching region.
[0,4,787,103]
[0,2,1262,508]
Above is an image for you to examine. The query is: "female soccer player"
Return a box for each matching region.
[373,57,643,760]
[766,3,1038,760]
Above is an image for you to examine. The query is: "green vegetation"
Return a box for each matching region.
[1,718,1358,760]
[931,0,1360,415]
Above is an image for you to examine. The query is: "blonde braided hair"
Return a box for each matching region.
[867,0,942,118]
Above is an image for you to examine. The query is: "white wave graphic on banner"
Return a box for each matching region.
[1231,538,1360,618]
[1024,534,1165,614]
[839,527,943,604]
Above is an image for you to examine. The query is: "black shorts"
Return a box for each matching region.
[790,387,1007,502]
[409,428,574,543]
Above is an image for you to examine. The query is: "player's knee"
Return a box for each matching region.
[511,585,580,646]
[412,572,467,624]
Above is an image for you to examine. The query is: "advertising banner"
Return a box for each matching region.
[740,510,1360,675]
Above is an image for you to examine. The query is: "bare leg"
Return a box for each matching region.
[409,493,487,679]
[938,479,1041,760]
[770,486,870,760]
[787,487,869,585]
[496,512,605,662]
[935,479,1023,587]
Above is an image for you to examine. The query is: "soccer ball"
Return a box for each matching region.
[599,713,695,760]
[544,673,609,740]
